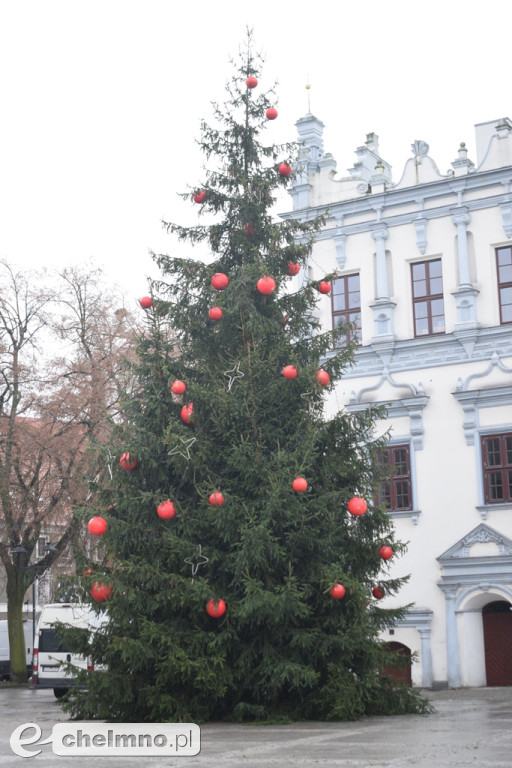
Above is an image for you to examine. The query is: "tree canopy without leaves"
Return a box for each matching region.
[0,261,138,681]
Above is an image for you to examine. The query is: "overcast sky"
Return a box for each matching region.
[1,1,510,304]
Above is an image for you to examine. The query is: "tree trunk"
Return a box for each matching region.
[7,566,30,682]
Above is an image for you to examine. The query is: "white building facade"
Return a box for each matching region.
[283,115,512,689]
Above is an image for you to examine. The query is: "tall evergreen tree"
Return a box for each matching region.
[63,34,427,722]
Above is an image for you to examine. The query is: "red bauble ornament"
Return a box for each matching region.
[243,223,255,236]
[157,500,176,520]
[266,107,278,120]
[211,272,229,290]
[282,365,298,380]
[330,584,346,600]
[180,403,194,425]
[278,162,292,177]
[292,477,308,493]
[315,369,330,386]
[318,281,332,295]
[245,76,258,89]
[379,545,393,561]
[87,516,107,536]
[193,190,206,203]
[372,586,385,599]
[208,306,223,321]
[256,276,276,295]
[287,261,300,276]
[91,582,112,603]
[206,598,226,618]
[209,492,225,507]
[347,496,367,516]
[120,452,138,471]
[170,380,186,395]
[139,296,152,309]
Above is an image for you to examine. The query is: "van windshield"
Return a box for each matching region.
[38,629,70,653]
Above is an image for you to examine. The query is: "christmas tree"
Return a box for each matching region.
[63,34,428,723]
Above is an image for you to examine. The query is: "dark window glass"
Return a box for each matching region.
[496,247,512,325]
[39,629,70,653]
[376,445,412,511]
[332,274,361,347]
[482,433,512,504]
[411,259,445,337]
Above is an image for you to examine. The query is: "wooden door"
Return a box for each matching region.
[483,601,512,686]
[381,641,412,685]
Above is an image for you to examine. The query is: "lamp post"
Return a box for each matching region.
[32,543,56,662]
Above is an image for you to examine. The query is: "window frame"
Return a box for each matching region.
[376,443,413,512]
[481,432,512,504]
[496,246,512,325]
[331,273,361,348]
[410,258,445,338]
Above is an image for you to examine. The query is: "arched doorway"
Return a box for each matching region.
[483,601,512,686]
[381,641,412,685]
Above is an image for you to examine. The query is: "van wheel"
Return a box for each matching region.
[53,687,69,699]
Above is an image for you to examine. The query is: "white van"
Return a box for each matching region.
[0,619,34,680]
[32,603,106,698]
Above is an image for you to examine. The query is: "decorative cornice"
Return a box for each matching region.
[282,166,512,236]
[452,384,512,446]
[394,609,433,631]
[323,325,512,378]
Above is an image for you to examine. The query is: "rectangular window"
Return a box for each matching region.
[481,433,512,504]
[411,259,445,337]
[376,445,412,511]
[332,274,361,347]
[496,247,512,324]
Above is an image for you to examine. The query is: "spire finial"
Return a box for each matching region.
[305,79,311,113]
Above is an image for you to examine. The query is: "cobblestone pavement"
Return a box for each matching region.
[0,686,511,767]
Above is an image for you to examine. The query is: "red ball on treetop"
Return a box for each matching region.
[318,281,332,294]
[209,492,225,507]
[379,545,393,561]
[245,76,258,89]
[208,306,223,321]
[120,452,138,471]
[372,586,385,599]
[88,516,107,536]
[256,276,276,295]
[211,273,229,290]
[170,380,186,395]
[292,477,308,493]
[278,162,292,176]
[282,365,298,380]
[287,261,300,276]
[206,598,226,618]
[193,190,206,203]
[91,582,112,603]
[330,584,346,600]
[139,296,152,309]
[266,107,278,120]
[347,496,367,516]
[157,500,176,520]
[315,369,330,387]
[180,403,194,425]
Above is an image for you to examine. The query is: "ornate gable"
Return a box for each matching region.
[438,523,512,561]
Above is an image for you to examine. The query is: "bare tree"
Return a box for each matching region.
[0,261,137,681]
